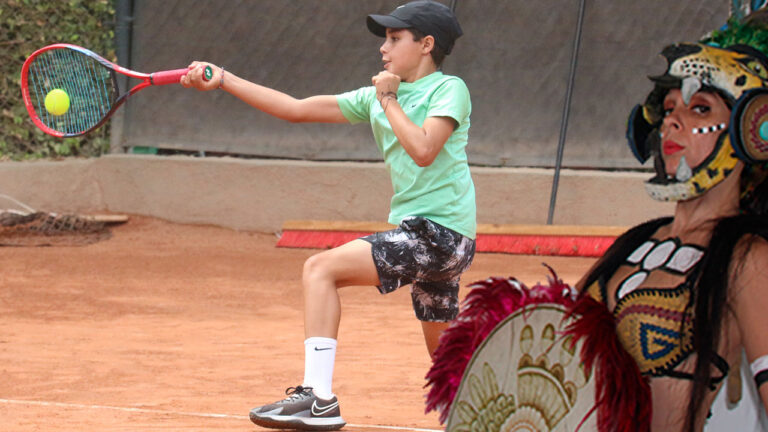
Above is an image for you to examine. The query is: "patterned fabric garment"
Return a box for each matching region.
[361,216,475,322]
[586,237,708,377]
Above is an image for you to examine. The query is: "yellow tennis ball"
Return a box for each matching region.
[44,89,70,116]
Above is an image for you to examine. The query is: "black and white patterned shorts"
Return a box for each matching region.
[360,216,475,322]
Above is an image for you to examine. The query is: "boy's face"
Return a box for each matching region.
[380,28,431,81]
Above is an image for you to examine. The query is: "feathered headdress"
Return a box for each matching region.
[627,1,768,203]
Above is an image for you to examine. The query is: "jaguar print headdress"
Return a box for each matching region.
[627,3,768,202]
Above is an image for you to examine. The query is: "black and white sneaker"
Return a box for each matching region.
[249,386,346,431]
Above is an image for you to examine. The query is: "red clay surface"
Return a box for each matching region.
[0,216,597,431]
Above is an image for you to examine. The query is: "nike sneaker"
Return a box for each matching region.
[249,385,346,431]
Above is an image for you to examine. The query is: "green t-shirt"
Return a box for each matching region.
[336,71,476,239]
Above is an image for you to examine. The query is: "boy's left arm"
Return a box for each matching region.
[372,71,455,167]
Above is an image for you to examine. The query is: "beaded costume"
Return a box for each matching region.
[583,219,728,385]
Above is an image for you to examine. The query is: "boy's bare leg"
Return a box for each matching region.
[421,321,450,358]
[302,239,381,338]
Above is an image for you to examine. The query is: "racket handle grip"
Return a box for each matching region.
[150,68,189,86]
[202,66,213,81]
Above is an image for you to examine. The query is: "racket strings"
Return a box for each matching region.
[27,48,118,135]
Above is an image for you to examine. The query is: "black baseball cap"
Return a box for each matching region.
[367,1,463,55]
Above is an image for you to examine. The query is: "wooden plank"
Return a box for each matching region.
[282,220,396,232]
[84,214,130,224]
[477,223,626,237]
[281,220,627,237]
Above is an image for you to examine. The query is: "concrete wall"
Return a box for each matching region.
[0,156,673,232]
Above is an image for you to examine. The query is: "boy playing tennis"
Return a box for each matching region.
[181,1,475,429]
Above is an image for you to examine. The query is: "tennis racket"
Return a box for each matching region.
[20,43,212,137]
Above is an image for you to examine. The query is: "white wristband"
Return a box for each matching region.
[750,354,768,376]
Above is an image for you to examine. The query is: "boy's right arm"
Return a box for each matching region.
[181,62,348,124]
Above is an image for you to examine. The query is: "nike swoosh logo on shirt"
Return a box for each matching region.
[311,400,339,416]
[314,347,332,351]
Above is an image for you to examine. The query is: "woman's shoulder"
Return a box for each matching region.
[714,214,768,258]
[716,215,768,298]
[731,227,768,275]
[725,220,768,350]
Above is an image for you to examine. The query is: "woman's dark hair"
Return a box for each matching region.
[409,28,446,68]
[681,166,768,431]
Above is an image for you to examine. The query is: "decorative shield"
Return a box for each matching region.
[445,303,597,432]
[426,273,650,432]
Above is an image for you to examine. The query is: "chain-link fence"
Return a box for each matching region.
[3,1,730,169]
[115,0,728,168]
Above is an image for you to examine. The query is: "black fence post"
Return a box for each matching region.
[547,0,586,225]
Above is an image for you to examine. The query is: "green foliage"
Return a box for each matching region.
[703,17,768,54]
[0,0,115,160]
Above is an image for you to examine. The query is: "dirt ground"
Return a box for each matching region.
[0,216,597,432]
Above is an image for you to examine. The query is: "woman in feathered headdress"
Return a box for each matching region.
[427,3,768,431]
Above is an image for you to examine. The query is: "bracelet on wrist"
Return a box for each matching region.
[218,67,225,89]
[380,91,397,112]
[380,91,397,102]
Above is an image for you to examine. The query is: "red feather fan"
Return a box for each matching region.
[424,266,652,431]
[424,265,574,423]
[565,295,652,432]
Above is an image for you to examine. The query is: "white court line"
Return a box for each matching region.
[0,398,442,432]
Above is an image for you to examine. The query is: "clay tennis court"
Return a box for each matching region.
[0,215,596,431]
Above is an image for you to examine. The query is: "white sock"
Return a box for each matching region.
[302,337,337,400]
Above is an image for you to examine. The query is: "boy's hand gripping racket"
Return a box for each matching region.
[20,43,212,137]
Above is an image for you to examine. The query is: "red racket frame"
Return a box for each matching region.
[21,43,189,137]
